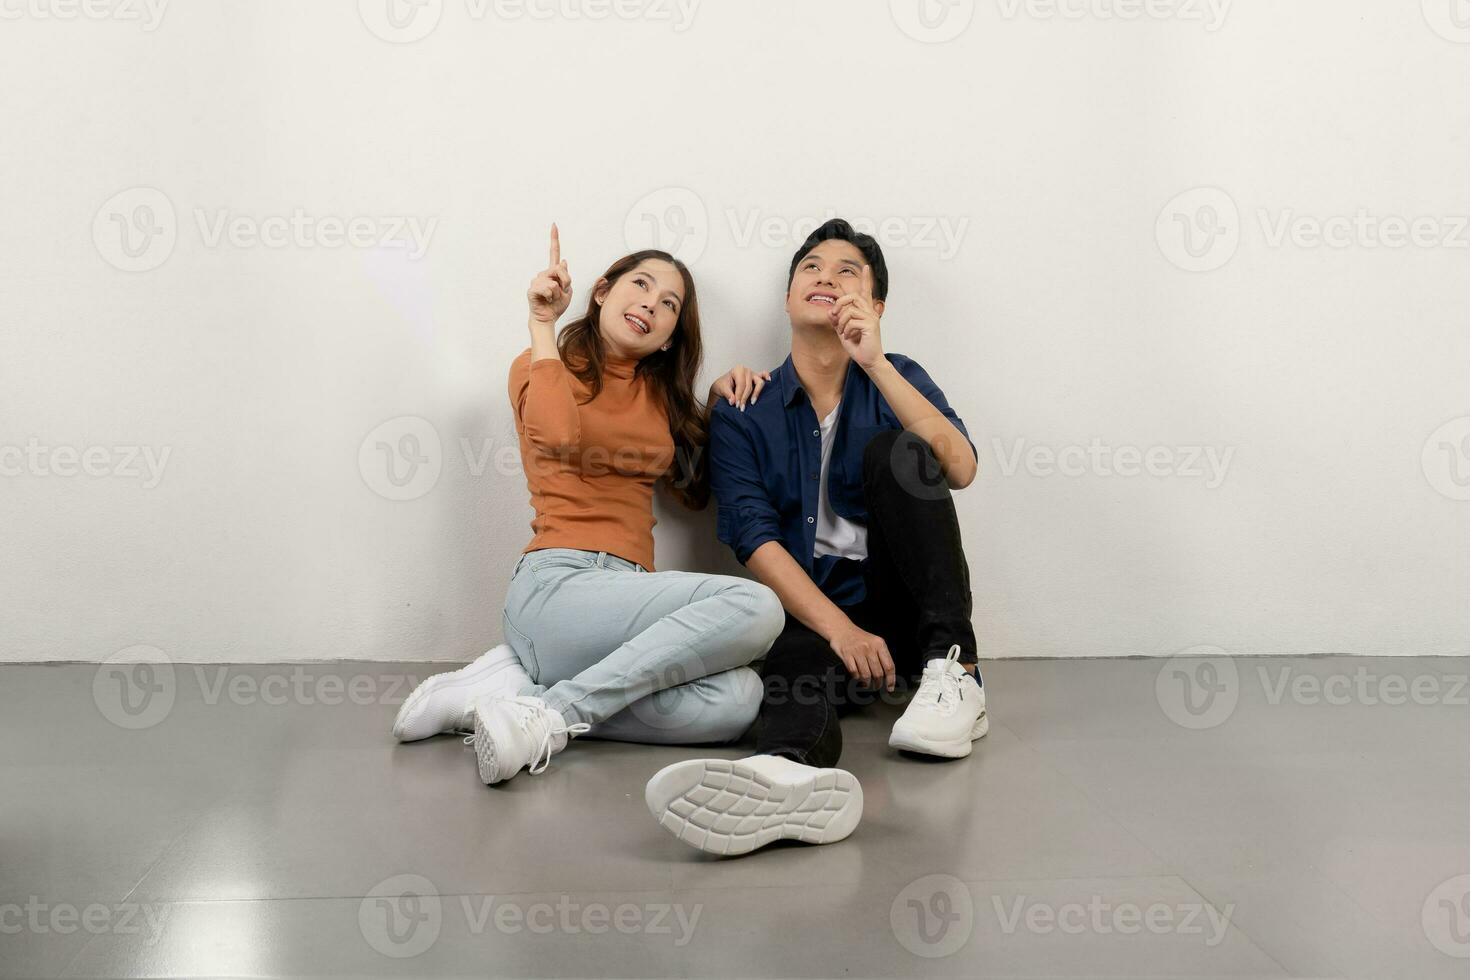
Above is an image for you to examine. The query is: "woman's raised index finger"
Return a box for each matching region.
[550,223,561,267]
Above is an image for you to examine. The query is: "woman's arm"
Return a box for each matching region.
[509,352,580,454]
[511,225,581,453]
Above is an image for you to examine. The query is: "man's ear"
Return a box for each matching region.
[593,277,611,305]
[874,299,886,317]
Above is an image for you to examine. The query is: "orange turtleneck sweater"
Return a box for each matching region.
[508,348,675,571]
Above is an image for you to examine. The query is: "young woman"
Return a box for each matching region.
[393,226,785,785]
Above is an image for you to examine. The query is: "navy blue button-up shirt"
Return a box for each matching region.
[708,353,973,607]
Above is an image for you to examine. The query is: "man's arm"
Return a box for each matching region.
[746,542,895,691]
[745,541,846,640]
[832,264,978,488]
[866,361,978,489]
[708,406,895,689]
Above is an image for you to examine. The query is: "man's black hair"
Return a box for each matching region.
[786,218,890,302]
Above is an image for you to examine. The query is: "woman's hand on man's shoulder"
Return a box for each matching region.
[710,365,771,413]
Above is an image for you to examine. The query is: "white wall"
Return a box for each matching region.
[3,0,1468,663]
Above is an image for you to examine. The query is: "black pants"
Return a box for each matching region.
[754,429,979,768]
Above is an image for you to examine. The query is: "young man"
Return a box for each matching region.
[645,219,988,856]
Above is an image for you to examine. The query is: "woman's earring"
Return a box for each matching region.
[661,343,671,351]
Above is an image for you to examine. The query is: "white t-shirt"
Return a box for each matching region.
[814,402,869,561]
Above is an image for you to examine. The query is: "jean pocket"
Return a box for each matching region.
[501,612,539,683]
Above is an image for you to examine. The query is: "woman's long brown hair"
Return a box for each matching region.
[556,249,709,510]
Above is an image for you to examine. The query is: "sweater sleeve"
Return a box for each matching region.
[507,349,581,454]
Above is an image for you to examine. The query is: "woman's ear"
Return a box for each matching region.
[593,277,611,306]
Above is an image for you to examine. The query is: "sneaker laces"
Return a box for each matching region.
[462,698,590,775]
[914,644,964,711]
[527,709,591,775]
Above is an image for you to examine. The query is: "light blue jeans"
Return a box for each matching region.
[501,548,785,744]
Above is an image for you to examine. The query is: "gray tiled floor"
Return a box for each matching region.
[4,657,1469,978]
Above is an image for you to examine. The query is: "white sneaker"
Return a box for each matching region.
[469,695,590,785]
[888,645,988,758]
[392,644,531,742]
[645,754,863,856]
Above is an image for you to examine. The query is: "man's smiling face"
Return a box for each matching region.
[785,239,885,329]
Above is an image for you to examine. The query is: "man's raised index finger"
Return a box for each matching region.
[550,223,561,267]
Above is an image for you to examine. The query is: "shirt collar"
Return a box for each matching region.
[777,355,804,407]
[778,353,865,408]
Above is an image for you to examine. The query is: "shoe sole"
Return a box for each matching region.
[645,759,863,856]
[887,711,989,759]
[472,703,517,785]
[392,649,522,742]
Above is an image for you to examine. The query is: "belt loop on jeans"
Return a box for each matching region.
[595,551,608,568]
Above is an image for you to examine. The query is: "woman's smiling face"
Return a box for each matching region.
[595,259,686,360]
